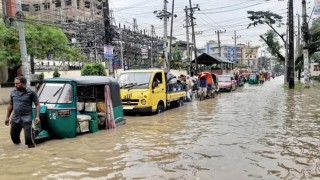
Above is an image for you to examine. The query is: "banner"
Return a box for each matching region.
[112,57,121,69]
[104,45,113,59]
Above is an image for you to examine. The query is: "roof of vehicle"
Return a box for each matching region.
[44,76,118,86]
[120,69,164,73]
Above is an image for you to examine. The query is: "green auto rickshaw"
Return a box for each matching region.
[33,76,125,143]
[248,73,259,84]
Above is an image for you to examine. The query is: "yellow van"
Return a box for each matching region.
[118,69,186,114]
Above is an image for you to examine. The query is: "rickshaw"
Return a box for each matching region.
[248,73,259,84]
[197,72,215,100]
[33,76,126,143]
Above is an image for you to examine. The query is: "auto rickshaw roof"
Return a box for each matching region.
[120,69,164,73]
[44,76,118,86]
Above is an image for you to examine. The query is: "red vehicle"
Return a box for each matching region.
[217,75,237,92]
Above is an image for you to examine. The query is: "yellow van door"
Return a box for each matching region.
[151,72,166,112]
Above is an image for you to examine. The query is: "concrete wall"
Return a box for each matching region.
[0,87,14,105]
[35,70,82,78]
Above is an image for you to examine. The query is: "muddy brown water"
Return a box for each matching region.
[0,76,320,179]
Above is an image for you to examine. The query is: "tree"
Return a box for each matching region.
[0,20,85,81]
[170,45,183,69]
[247,11,286,62]
[261,30,285,62]
[53,69,61,77]
[247,11,286,45]
[81,63,106,76]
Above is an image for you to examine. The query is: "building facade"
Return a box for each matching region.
[198,40,259,66]
[19,0,102,22]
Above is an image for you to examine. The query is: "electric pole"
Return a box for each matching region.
[151,25,155,68]
[154,0,172,69]
[302,0,310,88]
[215,29,226,57]
[168,0,176,70]
[184,6,191,73]
[16,0,30,87]
[288,0,295,89]
[102,0,113,76]
[232,31,241,64]
[188,1,200,73]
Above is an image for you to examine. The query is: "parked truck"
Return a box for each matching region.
[117,69,186,114]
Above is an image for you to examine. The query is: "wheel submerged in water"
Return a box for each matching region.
[156,104,164,114]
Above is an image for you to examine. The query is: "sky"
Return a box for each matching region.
[109,0,317,53]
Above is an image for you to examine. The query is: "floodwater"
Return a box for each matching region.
[0,76,320,179]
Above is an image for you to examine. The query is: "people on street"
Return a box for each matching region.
[5,76,40,148]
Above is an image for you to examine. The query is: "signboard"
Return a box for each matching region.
[315,0,320,15]
[141,47,148,59]
[112,57,121,69]
[124,64,129,71]
[104,45,113,59]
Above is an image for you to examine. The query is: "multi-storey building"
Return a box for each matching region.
[241,45,259,70]
[19,0,102,22]
[198,40,259,65]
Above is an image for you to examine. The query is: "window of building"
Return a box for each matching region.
[77,0,80,9]
[22,4,30,11]
[43,3,50,10]
[85,1,91,8]
[65,0,71,6]
[55,0,61,8]
[33,4,40,11]
[314,65,320,71]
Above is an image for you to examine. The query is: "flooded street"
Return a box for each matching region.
[1,76,320,179]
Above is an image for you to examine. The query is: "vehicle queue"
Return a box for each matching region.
[29,68,276,144]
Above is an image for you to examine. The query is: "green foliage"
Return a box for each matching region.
[170,45,184,69]
[81,63,106,76]
[247,11,285,43]
[39,72,45,80]
[283,81,304,90]
[0,19,84,81]
[247,11,286,64]
[234,64,248,68]
[53,69,61,78]
[311,75,320,81]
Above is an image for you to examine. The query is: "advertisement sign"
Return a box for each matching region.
[141,47,148,59]
[113,57,121,69]
[104,45,113,59]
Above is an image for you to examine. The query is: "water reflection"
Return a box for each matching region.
[0,77,320,179]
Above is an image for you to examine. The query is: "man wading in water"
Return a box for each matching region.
[5,76,40,148]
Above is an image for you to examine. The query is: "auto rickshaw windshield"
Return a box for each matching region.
[38,83,73,104]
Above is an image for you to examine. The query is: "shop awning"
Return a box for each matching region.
[192,53,234,65]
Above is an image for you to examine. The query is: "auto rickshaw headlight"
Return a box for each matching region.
[141,99,147,105]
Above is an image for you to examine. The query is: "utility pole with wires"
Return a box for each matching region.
[302,0,310,88]
[184,6,191,74]
[16,0,31,87]
[150,25,156,68]
[215,29,226,57]
[188,1,200,73]
[232,31,241,64]
[168,0,177,70]
[154,0,173,69]
[288,0,295,89]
